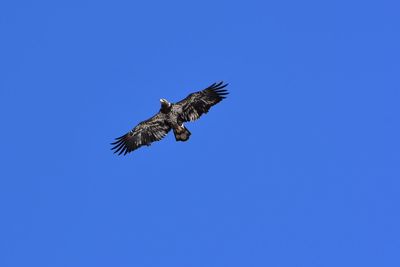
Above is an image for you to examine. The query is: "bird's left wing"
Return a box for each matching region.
[111,113,171,155]
[173,81,229,122]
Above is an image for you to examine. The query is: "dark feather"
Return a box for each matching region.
[111,113,171,155]
[173,81,229,122]
[111,81,228,155]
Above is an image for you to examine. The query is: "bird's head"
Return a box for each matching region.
[160,98,172,113]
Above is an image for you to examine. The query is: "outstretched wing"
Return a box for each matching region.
[111,113,171,155]
[174,81,229,122]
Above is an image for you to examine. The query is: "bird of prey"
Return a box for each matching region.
[111,81,229,155]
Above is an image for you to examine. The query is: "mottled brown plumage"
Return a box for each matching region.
[111,81,228,155]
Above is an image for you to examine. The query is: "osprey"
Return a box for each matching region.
[111,81,229,155]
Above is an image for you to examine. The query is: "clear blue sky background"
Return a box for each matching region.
[1,0,399,266]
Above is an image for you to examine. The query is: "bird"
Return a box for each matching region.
[111,81,229,155]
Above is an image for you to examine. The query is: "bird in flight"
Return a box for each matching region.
[111,81,229,155]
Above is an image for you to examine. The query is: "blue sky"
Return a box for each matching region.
[1,0,399,266]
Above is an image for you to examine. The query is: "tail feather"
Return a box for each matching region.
[173,125,191,142]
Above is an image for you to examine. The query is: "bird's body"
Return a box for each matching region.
[111,81,228,155]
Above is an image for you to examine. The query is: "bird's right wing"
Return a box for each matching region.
[111,113,171,155]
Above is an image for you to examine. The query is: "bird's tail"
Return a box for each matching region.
[173,125,191,142]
